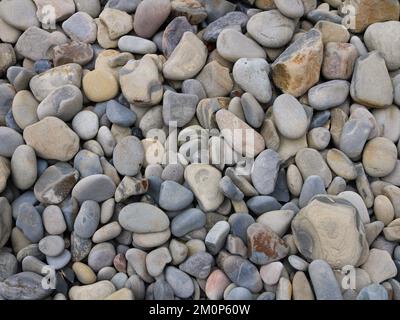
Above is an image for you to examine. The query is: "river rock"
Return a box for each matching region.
[71,174,116,203]
[272,29,323,97]
[0,272,52,300]
[292,195,369,268]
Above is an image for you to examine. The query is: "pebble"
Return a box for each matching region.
[38,236,65,257]
[29,63,82,101]
[292,195,368,268]
[162,90,198,127]
[374,195,395,226]
[15,204,44,243]
[118,36,157,55]
[83,70,119,103]
[159,180,194,211]
[308,80,350,111]
[0,272,52,300]
[34,162,79,205]
[251,150,281,195]
[233,58,272,104]
[0,127,24,158]
[221,255,263,293]
[11,90,38,129]
[46,250,71,270]
[0,251,17,281]
[322,42,358,80]
[133,0,171,38]
[88,243,116,272]
[146,247,172,277]
[24,117,80,161]
[74,200,101,239]
[171,208,206,237]
[247,223,289,265]
[185,164,224,212]
[226,287,253,300]
[260,262,283,286]
[326,149,357,180]
[196,61,233,98]
[247,10,295,48]
[272,29,323,97]
[350,51,393,108]
[165,266,194,298]
[205,221,230,255]
[217,29,266,62]
[256,210,294,237]
[62,12,97,44]
[357,283,389,300]
[0,0,39,31]
[274,0,304,18]
[106,100,136,127]
[362,137,397,178]
[72,174,116,203]
[273,94,308,139]
[295,148,332,188]
[361,249,397,283]
[203,11,248,42]
[11,145,37,190]
[309,260,343,300]
[118,203,169,233]
[339,119,372,160]
[69,281,115,300]
[299,175,326,208]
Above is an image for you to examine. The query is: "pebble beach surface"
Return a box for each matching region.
[0,0,400,301]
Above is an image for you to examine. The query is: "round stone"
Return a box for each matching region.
[72,262,96,285]
[113,136,144,176]
[118,35,157,54]
[247,10,296,48]
[72,110,99,140]
[0,127,23,158]
[133,0,171,38]
[83,70,119,103]
[251,150,281,195]
[159,180,194,211]
[165,266,194,299]
[74,200,101,239]
[118,203,169,233]
[171,208,206,237]
[38,235,65,257]
[273,94,308,139]
[71,174,116,203]
[11,145,37,190]
[42,205,67,235]
[363,137,397,178]
[274,0,304,18]
[88,243,116,272]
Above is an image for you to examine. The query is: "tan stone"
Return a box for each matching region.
[196,61,233,98]
[292,271,314,300]
[163,31,208,81]
[72,262,97,285]
[104,288,134,300]
[361,248,397,283]
[83,69,119,103]
[344,0,400,33]
[0,156,10,194]
[383,218,400,241]
[292,195,369,268]
[69,281,116,300]
[24,117,80,161]
[322,42,358,80]
[271,29,323,97]
[374,195,395,226]
[315,21,350,44]
[99,8,133,40]
[120,55,163,107]
[216,109,265,158]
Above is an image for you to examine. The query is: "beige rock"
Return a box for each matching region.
[69,281,116,300]
[163,32,208,81]
[12,90,39,129]
[29,63,82,101]
[95,49,134,80]
[216,109,265,158]
[330,107,348,147]
[383,218,400,241]
[292,195,369,268]
[0,156,10,194]
[277,134,308,162]
[362,137,397,178]
[292,271,314,300]
[142,138,165,166]
[184,164,224,212]
[271,29,323,97]
[260,119,280,151]
[99,8,133,40]
[83,69,119,102]
[350,51,393,108]
[345,0,400,33]
[383,185,400,218]
[104,288,134,300]
[295,148,332,188]
[374,195,395,226]
[322,42,358,80]
[327,148,357,180]
[72,262,97,285]
[287,164,303,197]
[196,61,233,98]
[260,261,283,285]
[276,277,292,300]
[315,21,350,44]
[120,55,163,107]
[23,117,80,161]
[361,248,397,283]
[95,18,118,49]
[33,0,76,22]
